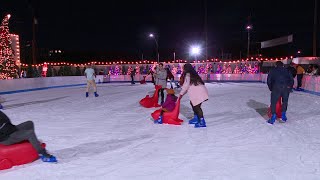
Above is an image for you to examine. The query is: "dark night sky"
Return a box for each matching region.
[1,0,319,62]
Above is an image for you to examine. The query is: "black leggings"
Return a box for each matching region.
[158,88,164,103]
[190,102,204,119]
[297,74,303,88]
[0,121,48,156]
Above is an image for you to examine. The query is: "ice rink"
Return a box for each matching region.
[0,82,320,180]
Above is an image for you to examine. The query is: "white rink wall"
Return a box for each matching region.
[0,74,319,94]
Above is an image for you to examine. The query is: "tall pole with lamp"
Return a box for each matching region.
[149,33,159,63]
[246,25,252,59]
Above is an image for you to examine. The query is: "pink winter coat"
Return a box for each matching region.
[180,73,209,106]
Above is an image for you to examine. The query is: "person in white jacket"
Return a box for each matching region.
[154,63,167,104]
[84,64,99,97]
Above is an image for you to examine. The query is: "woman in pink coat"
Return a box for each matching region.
[179,63,209,128]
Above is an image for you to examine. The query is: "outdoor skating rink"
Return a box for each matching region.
[1,82,320,180]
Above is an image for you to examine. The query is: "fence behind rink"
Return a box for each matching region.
[21,61,262,77]
[1,61,319,94]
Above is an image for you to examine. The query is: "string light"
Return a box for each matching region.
[18,55,295,68]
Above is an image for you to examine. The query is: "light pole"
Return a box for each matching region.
[313,0,318,56]
[31,5,37,65]
[246,25,252,58]
[149,33,159,63]
[190,46,201,63]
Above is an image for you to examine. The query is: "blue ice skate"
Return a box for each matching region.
[194,118,206,128]
[86,92,89,97]
[94,92,99,97]
[41,155,57,163]
[267,114,277,124]
[0,104,3,109]
[188,114,198,124]
[154,116,163,124]
[279,112,287,123]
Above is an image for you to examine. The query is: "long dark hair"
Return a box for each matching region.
[182,63,204,86]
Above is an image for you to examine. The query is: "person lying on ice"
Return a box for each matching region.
[154,89,178,124]
[0,110,57,162]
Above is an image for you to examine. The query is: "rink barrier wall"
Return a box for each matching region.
[0,74,319,95]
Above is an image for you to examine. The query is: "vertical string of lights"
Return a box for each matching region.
[0,14,18,79]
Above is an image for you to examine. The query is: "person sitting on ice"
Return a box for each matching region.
[154,89,178,124]
[0,110,57,162]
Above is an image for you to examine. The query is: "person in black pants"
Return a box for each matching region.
[166,68,175,89]
[154,63,167,104]
[0,110,57,162]
[267,61,294,124]
[296,64,305,90]
[287,63,297,92]
[148,70,155,85]
[131,68,136,84]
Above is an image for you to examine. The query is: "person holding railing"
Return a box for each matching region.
[296,64,305,91]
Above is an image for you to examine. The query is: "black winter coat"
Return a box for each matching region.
[267,67,294,91]
[0,111,17,141]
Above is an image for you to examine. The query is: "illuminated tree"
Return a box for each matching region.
[0,14,18,79]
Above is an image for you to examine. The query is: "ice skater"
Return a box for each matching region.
[131,68,136,84]
[166,68,175,89]
[0,110,57,162]
[84,64,99,97]
[179,63,209,128]
[148,69,155,85]
[267,61,294,124]
[154,89,178,124]
[295,64,305,91]
[154,63,167,105]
